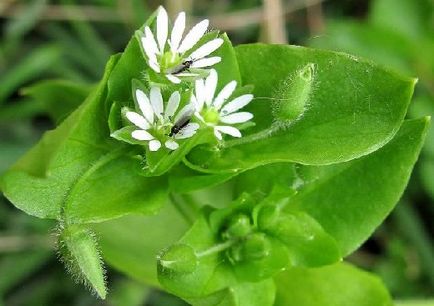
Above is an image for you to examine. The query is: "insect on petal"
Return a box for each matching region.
[174,104,194,123]
[175,122,200,139]
[189,38,224,60]
[150,87,164,120]
[166,91,180,119]
[149,139,162,151]
[220,112,253,124]
[135,89,154,124]
[213,80,237,110]
[170,12,185,53]
[215,125,242,138]
[220,94,254,115]
[165,140,179,150]
[156,6,168,53]
[126,112,150,130]
[131,129,154,141]
[178,19,209,54]
[190,56,221,68]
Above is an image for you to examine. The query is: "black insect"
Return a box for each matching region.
[169,59,194,75]
[169,106,195,137]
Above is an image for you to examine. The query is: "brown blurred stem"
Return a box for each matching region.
[262,0,287,44]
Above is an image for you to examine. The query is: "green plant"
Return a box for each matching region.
[0,6,429,306]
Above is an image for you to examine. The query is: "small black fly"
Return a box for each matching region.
[169,106,195,137]
[169,59,195,75]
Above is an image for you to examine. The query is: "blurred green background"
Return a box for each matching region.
[0,0,433,305]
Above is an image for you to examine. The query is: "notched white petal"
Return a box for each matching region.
[220,94,254,115]
[156,6,168,53]
[178,19,209,54]
[149,139,162,151]
[144,27,160,56]
[150,87,164,119]
[135,89,154,124]
[131,129,154,141]
[190,56,221,68]
[215,125,242,138]
[213,80,237,110]
[189,38,224,60]
[165,140,179,150]
[204,69,218,106]
[170,12,185,53]
[165,91,180,119]
[220,112,253,124]
[166,74,182,84]
[126,111,150,130]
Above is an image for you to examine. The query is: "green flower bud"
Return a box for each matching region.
[257,205,280,230]
[158,244,198,274]
[240,233,270,261]
[57,224,106,299]
[223,214,252,239]
[273,63,315,123]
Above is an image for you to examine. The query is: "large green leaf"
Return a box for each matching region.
[274,262,392,306]
[185,44,415,173]
[290,118,429,255]
[1,56,167,223]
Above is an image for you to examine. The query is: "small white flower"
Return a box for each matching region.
[191,69,254,140]
[140,6,224,84]
[126,87,199,151]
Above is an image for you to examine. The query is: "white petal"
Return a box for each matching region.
[156,6,168,53]
[178,19,209,54]
[194,111,205,123]
[166,74,182,84]
[220,94,254,115]
[204,69,218,106]
[170,12,185,53]
[189,38,224,60]
[148,59,161,73]
[214,128,222,140]
[190,56,221,68]
[194,78,206,111]
[144,27,160,56]
[165,91,180,119]
[220,112,253,124]
[213,80,237,110]
[149,139,161,151]
[165,140,179,150]
[126,112,150,130]
[175,72,199,77]
[135,89,154,123]
[150,87,164,119]
[175,122,200,139]
[131,129,154,141]
[140,36,158,62]
[174,104,194,123]
[215,125,242,138]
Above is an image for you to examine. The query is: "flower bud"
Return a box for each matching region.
[158,244,198,274]
[273,63,315,123]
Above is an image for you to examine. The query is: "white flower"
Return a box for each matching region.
[191,69,254,140]
[126,87,199,151]
[140,6,224,84]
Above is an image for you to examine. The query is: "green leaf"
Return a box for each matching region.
[1,56,167,223]
[186,279,275,306]
[290,118,429,255]
[274,262,392,306]
[94,203,190,287]
[185,44,415,173]
[21,79,93,123]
